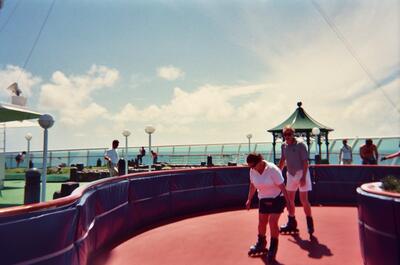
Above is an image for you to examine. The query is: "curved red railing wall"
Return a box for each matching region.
[0,165,399,265]
[357,183,400,265]
[0,167,250,265]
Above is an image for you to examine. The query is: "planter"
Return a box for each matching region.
[357,182,400,265]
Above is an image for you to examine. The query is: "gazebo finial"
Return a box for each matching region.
[297,101,302,108]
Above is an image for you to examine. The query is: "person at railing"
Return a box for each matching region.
[151,150,158,164]
[104,140,119,177]
[137,147,146,165]
[15,151,26,167]
[278,125,315,236]
[339,139,353,165]
[360,139,379,165]
[246,152,291,261]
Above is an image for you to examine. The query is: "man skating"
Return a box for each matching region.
[278,125,314,237]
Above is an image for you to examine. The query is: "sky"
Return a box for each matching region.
[0,0,399,152]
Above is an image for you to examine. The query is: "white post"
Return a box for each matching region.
[122,129,131,175]
[25,133,32,170]
[246,134,252,153]
[125,136,128,173]
[27,139,31,170]
[145,126,156,172]
[41,128,48,202]
[38,114,54,202]
[148,133,152,172]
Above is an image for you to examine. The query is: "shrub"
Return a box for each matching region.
[381,176,400,193]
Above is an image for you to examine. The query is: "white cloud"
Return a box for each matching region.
[38,64,119,126]
[341,77,400,137]
[115,83,266,123]
[110,82,272,145]
[0,65,41,99]
[157,65,185,81]
[200,0,400,139]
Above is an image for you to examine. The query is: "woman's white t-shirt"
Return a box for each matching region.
[249,161,284,199]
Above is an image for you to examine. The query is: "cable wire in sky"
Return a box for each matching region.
[0,0,22,35]
[21,0,56,72]
[310,0,400,114]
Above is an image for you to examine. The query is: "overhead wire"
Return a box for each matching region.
[0,0,22,35]
[21,0,57,71]
[310,0,400,114]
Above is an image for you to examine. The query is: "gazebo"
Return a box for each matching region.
[267,102,334,163]
[0,102,42,189]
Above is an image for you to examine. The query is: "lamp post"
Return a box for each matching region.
[38,114,54,202]
[144,126,156,172]
[246,134,253,153]
[312,127,320,163]
[25,133,32,170]
[122,129,131,175]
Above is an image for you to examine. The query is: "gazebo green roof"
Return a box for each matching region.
[268,102,333,133]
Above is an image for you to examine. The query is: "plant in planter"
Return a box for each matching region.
[381,176,400,193]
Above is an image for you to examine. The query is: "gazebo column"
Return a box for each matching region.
[325,133,330,161]
[306,131,311,161]
[272,133,277,164]
[317,135,322,157]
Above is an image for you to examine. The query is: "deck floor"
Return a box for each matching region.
[92,206,362,265]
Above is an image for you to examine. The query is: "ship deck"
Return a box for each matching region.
[92,206,362,265]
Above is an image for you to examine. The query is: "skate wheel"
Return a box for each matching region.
[280,229,299,235]
[248,249,267,257]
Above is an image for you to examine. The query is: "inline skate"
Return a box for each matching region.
[248,235,267,256]
[307,216,314,236]
[280,215,299,234]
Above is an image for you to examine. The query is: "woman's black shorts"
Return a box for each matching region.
[259,196,286,214]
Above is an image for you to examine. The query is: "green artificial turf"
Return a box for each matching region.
[5,173,69,182]
[0,180,88,208]
[0,167,98,208]
[5,168,70,182]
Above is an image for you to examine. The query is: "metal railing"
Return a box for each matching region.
[3,136,399,169]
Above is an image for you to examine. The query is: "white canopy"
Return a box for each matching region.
[0,102,41,123]
[0,102,42,189]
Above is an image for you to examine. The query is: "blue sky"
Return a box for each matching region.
[0,0,399,151]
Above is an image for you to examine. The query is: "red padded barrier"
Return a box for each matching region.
[0,166,398,265]
[214,167,249,208]
[311,165,400,204]
[0,207,78,264]
[357,185,400,265]
[170,171,216,215]
[94,180,129,215]
[128,175,172,227]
